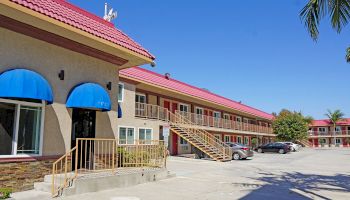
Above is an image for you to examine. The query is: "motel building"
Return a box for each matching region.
[0,0,157,194]
[118,67,276,158]
[308,119,350,148]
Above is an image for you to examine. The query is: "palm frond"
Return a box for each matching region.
[328,0,350,33]
[346,46,350,62]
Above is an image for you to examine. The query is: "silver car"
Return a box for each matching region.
[226,142,254,160]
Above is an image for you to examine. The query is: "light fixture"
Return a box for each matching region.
[58,70,64,80]
[106,82,112,90]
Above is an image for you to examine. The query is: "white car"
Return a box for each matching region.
[277,142,301,152]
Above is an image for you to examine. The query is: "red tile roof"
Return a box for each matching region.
[310,119,350,126]
[10,0,155,60]
[120,67,274,120]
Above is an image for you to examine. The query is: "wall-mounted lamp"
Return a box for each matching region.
[58,70,64,80]
[106,82,112,90]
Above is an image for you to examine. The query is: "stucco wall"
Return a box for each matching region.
[0,28,119,156]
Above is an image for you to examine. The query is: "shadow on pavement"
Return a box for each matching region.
[239,172,350,200]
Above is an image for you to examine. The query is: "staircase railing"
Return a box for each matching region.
[51,139,166,197]
[169,111,232,160]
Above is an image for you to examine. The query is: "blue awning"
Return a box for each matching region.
[0,69,53,104]
[118,103,122,118]
[66,83,111,111]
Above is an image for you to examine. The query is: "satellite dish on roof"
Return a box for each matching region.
[103,3,117,22]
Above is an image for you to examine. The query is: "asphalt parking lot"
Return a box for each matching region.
[13,148,350,200]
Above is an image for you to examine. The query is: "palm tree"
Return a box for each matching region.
[325,109,345,146]
[300,0,350,62]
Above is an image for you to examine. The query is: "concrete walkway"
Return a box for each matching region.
[12,148,350,200]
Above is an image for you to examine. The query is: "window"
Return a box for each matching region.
[213,112,221,119]
[179,137,188,145]
[318,127,328,132]
[179,104,189,113]
[224,135,231,143]
[335,126,342,132]
[244,137,249,145]
[319,138,327,144]
[214,134,221,140]
[139,128,152,144]
[195,107,203,115]
[118,83,124,102]
[336,138,341,144]
[224,114,230,120]
[237,136,242,144]
[0,99,44,156]
[236,117,242,122]
[135,93,146,103]
[118,127,135,144]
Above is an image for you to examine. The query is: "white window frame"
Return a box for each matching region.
[214,134,221,141]
[179,137,188,145]
[236,116,242,122]
[118,82,124,103]
[335,138,342,144]
[135,93,146,103]
[0,98,45,158]
[224,135,231,143]
[138,127,153,143]
[224,114,230,120]
[237,136,242,144]
[118,126,135,145]
[195,107,204,115]
[213,111,221,119]
[318,127,328,133]
[179,103,189,113]
[244,136,249,145]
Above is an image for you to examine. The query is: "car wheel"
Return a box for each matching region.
[233,153,241,160]
[279,149,285,154]
[257,148,263,153]
[292,147,296,152]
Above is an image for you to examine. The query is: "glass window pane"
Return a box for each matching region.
[139,129,145,140]
[17,106,42,154]
[146,129,152,140]
[119,127,126,144]
[0,102,16,155]
[127,128,134,144]
[118,84,123,102]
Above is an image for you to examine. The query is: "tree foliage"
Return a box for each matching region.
[300,0,350,62]
[272,109,312,142]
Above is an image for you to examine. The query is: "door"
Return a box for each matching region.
[172,102,178,113]
[171,131,178,155]
[71,108,96,170]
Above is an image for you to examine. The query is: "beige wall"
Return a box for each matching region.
[118,82,167,141]
[0,28,119,156]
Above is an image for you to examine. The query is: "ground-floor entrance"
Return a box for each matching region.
[71,108,96,169]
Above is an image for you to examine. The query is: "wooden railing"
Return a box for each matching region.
[52,139,166,197]
[169,111,232,160]
[135,102,273,134]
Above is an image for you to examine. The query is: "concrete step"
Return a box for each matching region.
[34,182,52,193]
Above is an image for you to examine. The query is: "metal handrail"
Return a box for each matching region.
[51,139,166,197]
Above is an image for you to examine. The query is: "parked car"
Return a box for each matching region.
[277,142,301,152]
[256,143,290,154]
[226,142,254,160]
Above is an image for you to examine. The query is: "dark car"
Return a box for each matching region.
[256,143,290,154]
[226,142,254,160]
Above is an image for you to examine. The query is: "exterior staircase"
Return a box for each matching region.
[169,112,232,162]
[297,139,312,147]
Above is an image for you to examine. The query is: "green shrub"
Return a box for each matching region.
[0,188,12,199]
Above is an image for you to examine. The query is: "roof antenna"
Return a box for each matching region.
[103,3,117,22]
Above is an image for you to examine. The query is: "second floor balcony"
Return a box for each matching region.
[134,102,273,135]
[308,130,350,137]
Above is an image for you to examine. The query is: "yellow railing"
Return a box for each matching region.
[169,111,232,161]
[135,102,273,134]
[52,139,166,197]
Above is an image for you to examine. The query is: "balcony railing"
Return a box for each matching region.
[308,131,350,137]
[135,103,273,134]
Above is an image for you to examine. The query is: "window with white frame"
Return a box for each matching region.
[336,138,341,144]
[224,135,231,143]
[335,126,342,132]
[195,107,203,115]
[237,136,242,144]
[224,114,230,120]
[0,99,44,156]
[118,83,124,102]
[135,93,146,103]
[213,111,221,119]
[179,103,189,113]
[244,136,249,145]
[139,128,152,144]
[214,134,221,140]
[179,137,188,145]
[118,127,135,144]
[318,127,328,133]
[236,116,242,122]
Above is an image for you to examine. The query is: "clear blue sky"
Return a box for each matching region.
[71,0,350,119]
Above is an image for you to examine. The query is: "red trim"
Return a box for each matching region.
[0,155,62,163]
